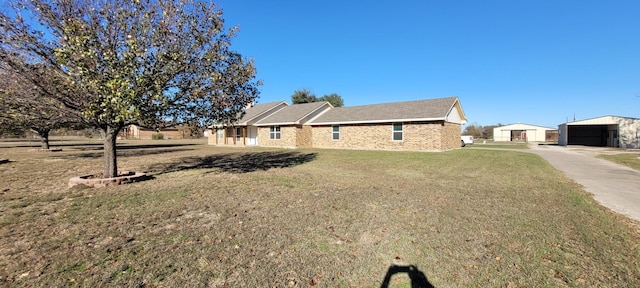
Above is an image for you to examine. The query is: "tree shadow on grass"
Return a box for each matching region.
[147,151,317,174]
[49,148,195,159]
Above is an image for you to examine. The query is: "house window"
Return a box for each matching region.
[392,123,403,141]
[270,126,281,140]
[236,127,242,142]
[217,129,223,139]
[332,125,340,140]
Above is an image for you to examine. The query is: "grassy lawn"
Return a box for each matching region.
[1,138,639,287]
[599,153,640,171]
[464,142,530,149]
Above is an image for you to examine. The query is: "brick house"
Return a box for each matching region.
[254,102,333,148]
[208,101,288,146]
[308,97,466,151]
[207,96,467,151]
[121,124,188,139]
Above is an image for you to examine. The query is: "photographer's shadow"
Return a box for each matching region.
[380,265,435,288]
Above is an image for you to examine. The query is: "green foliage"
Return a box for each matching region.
[291,89,317,104]
[318,93,344,107]
[0,0,261,177]
[151,133,164,140]
[291,89,344,107]
[463,123,501,139]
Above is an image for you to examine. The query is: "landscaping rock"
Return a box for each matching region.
[68,171,147,188]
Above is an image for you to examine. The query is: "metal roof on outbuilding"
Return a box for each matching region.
[563,115,639,126]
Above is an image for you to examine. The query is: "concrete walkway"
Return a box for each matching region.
[527,144,640,223]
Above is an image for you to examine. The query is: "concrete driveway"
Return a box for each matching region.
[527,144,640,223]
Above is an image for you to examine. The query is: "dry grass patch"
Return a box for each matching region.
[1,139,639,287]
[599,152,640,171]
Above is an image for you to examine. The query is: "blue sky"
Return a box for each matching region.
[216,0,639,128]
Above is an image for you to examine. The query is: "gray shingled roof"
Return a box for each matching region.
[237,101,287,125]
[255,101,331,126]
[309,96,459,125]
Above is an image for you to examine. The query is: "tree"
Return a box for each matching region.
[291,89,344,107]
[291,89,317,104]
[0,65,85,149]
[0,0,261,178]
[463,123,484,139]
[318,93,344,107]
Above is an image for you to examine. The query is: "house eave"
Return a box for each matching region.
[309,117,447,126]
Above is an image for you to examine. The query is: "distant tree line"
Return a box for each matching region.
[291,89,344,107]
[463,123,504,140]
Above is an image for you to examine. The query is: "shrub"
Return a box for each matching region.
[152,133,164,140]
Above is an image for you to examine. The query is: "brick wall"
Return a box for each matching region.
[312,121,461,151]
[295,125,313,147]
[207,128,247,146]
[257,125,297,148]
[441,122,462,150]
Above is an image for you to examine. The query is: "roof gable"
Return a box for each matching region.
[496,123,555,130]
[309,96,463,125]
[255,102,333,126]
[237,101,288,125]
[565,115,640,126]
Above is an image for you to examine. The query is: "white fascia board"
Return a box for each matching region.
[255,122,297,127]
[309,117,445,126]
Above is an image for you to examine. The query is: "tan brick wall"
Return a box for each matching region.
[295,125,313,147]
[312,121,459,151]
[441,122,462,150]
[207,128,246,146]
[257,126,297,148]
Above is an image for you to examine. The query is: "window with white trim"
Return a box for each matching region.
[332,125,340,140]
[270,126,281,140]
[392,123,403,141]
[217,129,223,139]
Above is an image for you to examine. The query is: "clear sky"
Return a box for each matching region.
[216,0,638,128]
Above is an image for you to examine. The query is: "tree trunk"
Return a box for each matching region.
[102,126,121,178]
[34,129,51,149]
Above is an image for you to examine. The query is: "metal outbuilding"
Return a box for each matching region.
[558,115,640,148]
[493,123,556,142]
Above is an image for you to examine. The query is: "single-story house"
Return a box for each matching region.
[208,101,288,146]
[120,124,188,139]
[254,101,333,148]
[558,115,640,148]
[307,97,466,151]
[207,96,467,151]
[493,123,557,142]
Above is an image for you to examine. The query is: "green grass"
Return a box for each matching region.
[599,153,640,171]
[1,138,639,287]
[464,141,530,149]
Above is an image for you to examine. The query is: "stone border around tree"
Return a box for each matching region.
[68,171,148,188]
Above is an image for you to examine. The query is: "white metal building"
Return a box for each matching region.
[558,116,640,148]
[493,123,555,142]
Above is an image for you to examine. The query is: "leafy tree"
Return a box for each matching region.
[463,123,484,139]
[0,0,261,177]
[291,89,317,104]
[291,89,344,107]
[0,65,85,149]
[318,93,344,107]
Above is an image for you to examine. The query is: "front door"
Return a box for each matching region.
[247,126,258,146]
